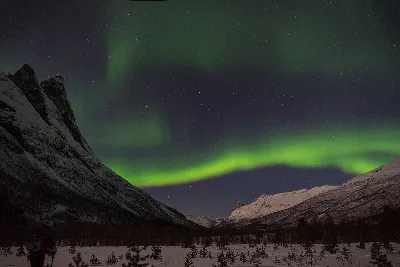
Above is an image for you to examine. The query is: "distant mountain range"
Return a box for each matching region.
[187,158,400,229]
[186,185,337,227]
[0,64,195,227]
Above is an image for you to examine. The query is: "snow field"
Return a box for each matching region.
[1,243,400,267]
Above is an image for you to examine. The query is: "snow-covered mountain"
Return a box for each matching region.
[186,186,337,228]
[185,214,231,228]
[188,157,400,229]
[236,158,400,228]
[0,64,194,226]
[185,215,215,228]
[229,185,337,222]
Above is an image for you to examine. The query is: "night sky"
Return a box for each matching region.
[1,0,400,217]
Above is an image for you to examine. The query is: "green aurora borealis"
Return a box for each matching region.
[106,0,396,84]
[104,124,400,187]
[2,0,399,191]
[98,0,400,187]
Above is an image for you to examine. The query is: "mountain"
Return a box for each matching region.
[235,157,400,229]
[185,186,336,228]
[185,215,215,228]
[229,185,337,222]
[0,64,194,227]
[188,157,400,229]
[185,214,231,228]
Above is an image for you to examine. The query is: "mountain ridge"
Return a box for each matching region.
[234,157,400,229]
[186,158,400,228]
[185,185,338,227]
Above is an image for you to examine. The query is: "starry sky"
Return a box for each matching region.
[1,0,400,217]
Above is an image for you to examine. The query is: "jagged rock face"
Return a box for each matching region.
[7,64,50,124]
[40,75,88,151]
[0,65,193,226]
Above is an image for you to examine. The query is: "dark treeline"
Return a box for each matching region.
[1,187,400,248]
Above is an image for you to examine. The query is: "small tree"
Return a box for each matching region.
[212,251,229,267]
[69,244,77,254]
[225,247,236,265]
[382,241,394,254]
[255,245,268,259]
[239,251,247,263]
[150,245,162,261]
[90,254,101,266]
[216,236,228,250]
[189,243,198,258]
[184,252,194,267]
[181,234,195,248]
[249,251,262,267]
[336,244,357,267]
[106,252,118,266]
[199,246,209,258]
[356,240,366,250]
[68,252,89,267]
[208,250,213,259]
[204,237,213,247]
[370,242,393,267]
[16,245,26,257]
[123,244,149,267]
[0,246,13,257]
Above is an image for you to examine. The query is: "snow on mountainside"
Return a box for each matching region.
[185,214,230,228]
[185,215,215,228]
[0,65,194,226]
[185,186,336,228]
[238,158,400,228]
[188,157,400,228]
[229,185,337,222]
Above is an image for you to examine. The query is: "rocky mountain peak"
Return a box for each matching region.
[40,74,88,150]
[11,64,36,81]
[7,64,50,124]
[0,64,193,226]
[233,201,245,211]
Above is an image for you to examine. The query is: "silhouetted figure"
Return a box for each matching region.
[26,219,57,267]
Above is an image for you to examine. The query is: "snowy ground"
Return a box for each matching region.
[1,243,400,267]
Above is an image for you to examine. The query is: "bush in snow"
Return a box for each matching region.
[278,243,324,267]
[89,254,101,266]
[239,251,247,263]
[189,243,198,258]
[184,252,194,267]
[212,251,229,267]
[106,252,118,265]
[370,242,393,267]
[203,236,213,247]
[69,244,77,254]
[225,247,237,265]
[0,245,13,257]
[150,245,162,261]
[123,244,149,267]
[208,250,213,259]
[254,244,268,259]
[335,244,361,267]
[199,246,209,258]
[16,245,26,257]
[216,236,228,250]
[356,240,366,250]
[181,234,195,248]
[68,252,89,267]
